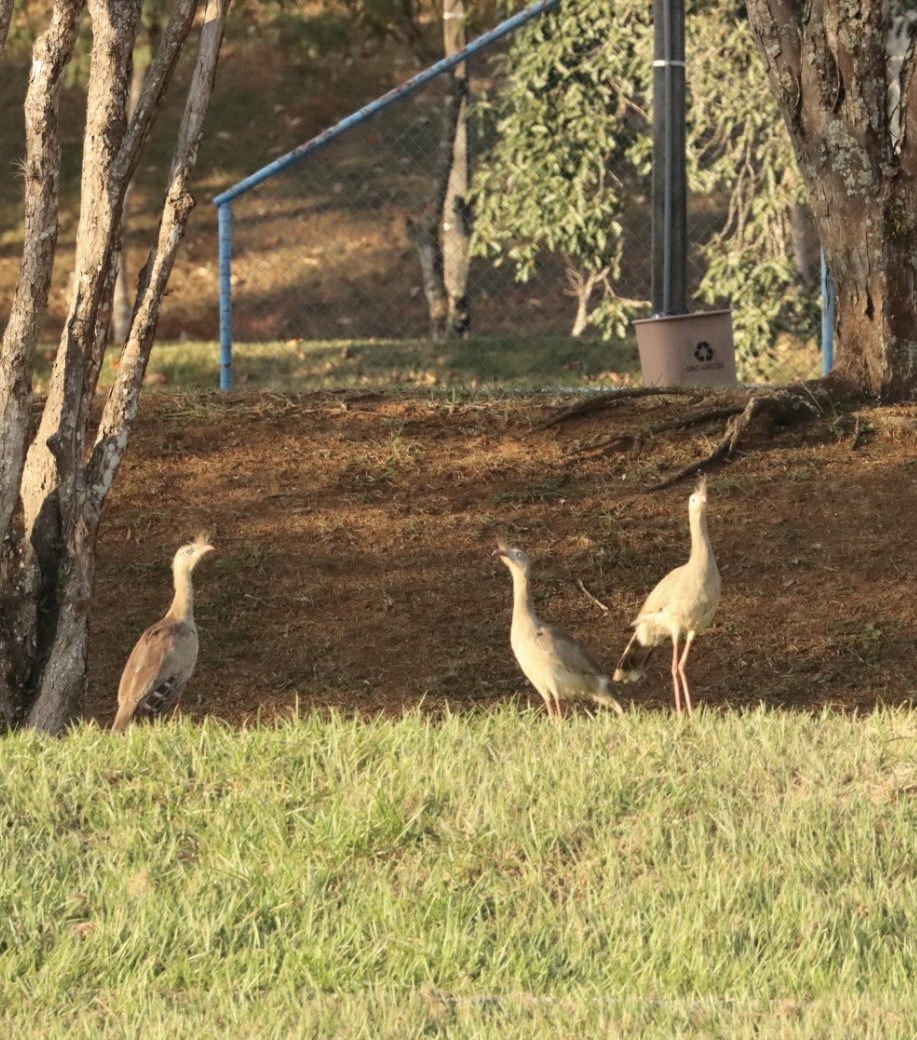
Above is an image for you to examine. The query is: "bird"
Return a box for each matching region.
[613,475,720,716]
[494,539,624,722]
[112,536,215,734]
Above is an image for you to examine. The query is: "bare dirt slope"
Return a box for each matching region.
[87,391,917,728]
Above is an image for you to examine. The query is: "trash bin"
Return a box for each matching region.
[633,309,737,388]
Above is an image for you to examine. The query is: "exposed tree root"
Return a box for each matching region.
[544,379,859,490]
[566,404,745,459]
[647,384,840,490]
[534,386,702,431]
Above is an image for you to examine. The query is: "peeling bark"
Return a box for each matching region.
[0,0,230,733]
[0,0,13,55]
[746,0,917,401]
[0,2,84,546]
[441,0,471,336]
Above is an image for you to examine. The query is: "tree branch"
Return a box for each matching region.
[0,1,85,544]
[88,0,231,508]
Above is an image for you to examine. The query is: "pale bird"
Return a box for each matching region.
[494,540,624,722]
[112,537,215,734]
[613,476,720,715]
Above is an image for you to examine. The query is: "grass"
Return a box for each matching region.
[33,332,820,397]
[30,335,642,396]
[3,707,917,1037]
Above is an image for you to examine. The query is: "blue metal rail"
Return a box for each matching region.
[213,0,560,390]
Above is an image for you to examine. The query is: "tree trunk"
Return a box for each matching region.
[0,2,85,726]
[0,2,83,547]
[20,0,143,731]
[746,0,917,401]
[111,70,146,345]
[566,265,609,338]
[112,22,159,345]
[441,0,471,336]
[0,0,226,732]
[0,0,13,54]
[406,211,449,340]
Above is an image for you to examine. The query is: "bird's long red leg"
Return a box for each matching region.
[554,694,563,723]
[678,633,695,716]
[543,696,556,722]
[671,637,682,716]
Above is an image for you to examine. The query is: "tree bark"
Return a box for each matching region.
[111,53,149,345]
[90,0,229,509]
[14,0,224,732]
[0,2,84,546]
[0,0,13,55]
[0,2,84,726]
[441,0,471,336]
[746,0,917,401]
[406,211,449,340]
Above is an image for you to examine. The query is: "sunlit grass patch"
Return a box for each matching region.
[2,708,917,1036]
[32,336,642,395]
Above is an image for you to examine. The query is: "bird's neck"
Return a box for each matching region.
[510,570,537,630]
[688,508,714,567]
[167,566,195,622]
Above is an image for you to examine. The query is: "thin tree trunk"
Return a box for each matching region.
[747,0,917,401]
[112,25,157,345]
[0,2,84,726]
[89,0,230,507]
[441,0,471,336]
[21,0,210,732]
[567,266,608,337]
[0,2,84,546]
[21,0,144,732]
[0,0,13,54]
[406,211,449,340]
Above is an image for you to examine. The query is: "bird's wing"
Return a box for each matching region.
[635,562,689,620]
[535,622,606,679]
[118,620,198,719]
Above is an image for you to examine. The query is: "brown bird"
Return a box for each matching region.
[494,540,624,722]
[613,475,720,716]
[112,537,215,734]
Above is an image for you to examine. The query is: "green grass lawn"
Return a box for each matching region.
[33,333,821,396]
[29,335,642,396]
[3,707,917,1038]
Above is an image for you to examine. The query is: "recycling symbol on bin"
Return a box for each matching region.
[694,341,715,363]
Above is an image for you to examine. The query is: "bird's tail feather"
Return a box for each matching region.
[613,631,654,683]
[111,704,133,735]
[591,686,625,716]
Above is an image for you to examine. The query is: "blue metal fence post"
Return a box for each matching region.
[218,201,233,391]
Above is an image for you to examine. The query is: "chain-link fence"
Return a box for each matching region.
[215,8,734,391]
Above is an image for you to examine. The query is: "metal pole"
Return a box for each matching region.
[652,0,687,315]
[217,201,233,391]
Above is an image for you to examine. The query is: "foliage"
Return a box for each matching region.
[470,0,651,340]
[687,10,820,369]
[470,0,820,370]
[3,708,917,1036]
